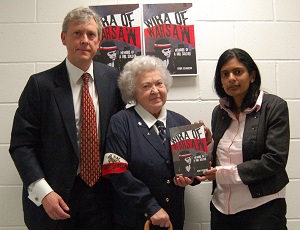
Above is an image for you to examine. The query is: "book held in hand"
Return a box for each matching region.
[170,123,210,177]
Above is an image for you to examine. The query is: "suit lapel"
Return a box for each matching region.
[93,63,108,148]
[53,61,79,156]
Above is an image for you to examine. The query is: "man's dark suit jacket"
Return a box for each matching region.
[9,60,124,229]
[211,93,289,198]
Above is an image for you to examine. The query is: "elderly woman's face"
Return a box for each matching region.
[135,70,167,118]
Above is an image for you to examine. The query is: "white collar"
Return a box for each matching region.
[134,103,167,128]
[66,58,94,84]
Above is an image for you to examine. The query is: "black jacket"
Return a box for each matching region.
[211,93,289,198]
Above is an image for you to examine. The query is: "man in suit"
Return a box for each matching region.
[9,7,124,230]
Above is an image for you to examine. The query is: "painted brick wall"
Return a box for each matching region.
[0,0,299,229]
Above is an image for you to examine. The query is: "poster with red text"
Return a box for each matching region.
[143,3,197,75]
[90,4,141,72]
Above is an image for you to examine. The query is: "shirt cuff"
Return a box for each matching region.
[215,165,243,185]
[28,178,53,206]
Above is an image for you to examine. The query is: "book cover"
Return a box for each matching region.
[170,123,210,177]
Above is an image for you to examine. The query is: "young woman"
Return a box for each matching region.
[197,48,290,230]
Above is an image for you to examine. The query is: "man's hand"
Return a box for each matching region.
[42,191,70,220]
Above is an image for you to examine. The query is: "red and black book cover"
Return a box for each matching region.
[170,123,210,177]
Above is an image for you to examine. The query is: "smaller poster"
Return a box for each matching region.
[143,3,197,75]
[90,4,142,72]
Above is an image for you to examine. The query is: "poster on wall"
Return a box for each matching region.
[90,4,142,72]
[143,3,197,75]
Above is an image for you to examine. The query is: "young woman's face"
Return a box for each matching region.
[220,58,255,104]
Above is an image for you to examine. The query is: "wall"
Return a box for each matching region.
[0,0,299,229]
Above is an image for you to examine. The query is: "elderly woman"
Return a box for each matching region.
[103,55,201,230]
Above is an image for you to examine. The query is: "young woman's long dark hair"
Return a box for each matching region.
[214,48,261,112]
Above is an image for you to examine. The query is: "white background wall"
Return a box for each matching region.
[0,0,299,229]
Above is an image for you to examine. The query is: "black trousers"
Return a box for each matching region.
[210,198,287,230]
[55,176,113,230]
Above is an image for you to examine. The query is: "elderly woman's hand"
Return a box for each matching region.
[173,175,194,187]
[150,208,171,228]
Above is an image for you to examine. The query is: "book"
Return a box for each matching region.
[170,123,210,177]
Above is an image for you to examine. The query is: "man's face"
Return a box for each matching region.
[61,18,100,71]
[107,50,117,61]
[162,48,171,58]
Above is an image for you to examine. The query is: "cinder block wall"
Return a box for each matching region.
[0,0,299,229]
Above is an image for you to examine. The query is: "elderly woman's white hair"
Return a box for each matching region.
[118,55,173,104]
